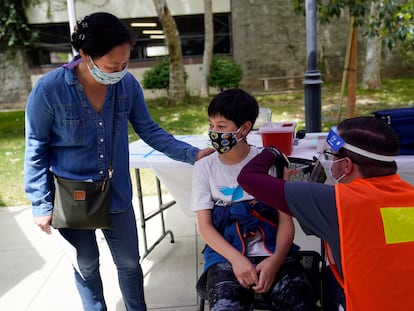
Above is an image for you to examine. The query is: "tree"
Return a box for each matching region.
[348,21,358,118]
[153,0,186,103]
[362,2,382,89]
[200,0,213,97]
[0,0,38,108]
[293,0,414,118]
[374,1,414,49]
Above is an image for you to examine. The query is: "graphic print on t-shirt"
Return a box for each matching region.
[218,185,243,202]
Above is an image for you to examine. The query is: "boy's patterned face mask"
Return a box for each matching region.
[208,128,242,154]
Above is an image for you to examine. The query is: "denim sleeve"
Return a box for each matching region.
[24,78,55,216]
[128,80,199,164]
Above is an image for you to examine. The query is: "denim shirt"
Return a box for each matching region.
[24,56,199,217]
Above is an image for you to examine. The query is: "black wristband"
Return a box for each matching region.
[264,146,283,158]
[264,146,290,178]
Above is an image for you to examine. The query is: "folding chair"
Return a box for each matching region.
[196,157,327,310]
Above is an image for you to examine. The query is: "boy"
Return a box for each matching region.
[191,88,315,310]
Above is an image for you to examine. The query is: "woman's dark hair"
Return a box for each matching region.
[71,12,134,57]
[208,88,259,128]
[337,116,399,177]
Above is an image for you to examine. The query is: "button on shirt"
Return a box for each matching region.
[24,56,199,217]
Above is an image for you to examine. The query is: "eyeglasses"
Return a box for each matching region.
[322,149,341,161]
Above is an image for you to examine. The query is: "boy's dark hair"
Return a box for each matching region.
[208,88,259,128]
[71,12,134,57]
[337,116,399,177]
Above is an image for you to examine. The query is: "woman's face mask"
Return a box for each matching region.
[87,56,128,85]
[208,128,242,154]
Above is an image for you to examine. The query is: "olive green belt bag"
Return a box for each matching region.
[51,176,112,229]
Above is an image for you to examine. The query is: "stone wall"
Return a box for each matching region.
[232,0,308,90]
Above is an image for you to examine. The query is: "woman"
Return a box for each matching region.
[24,12,212,311]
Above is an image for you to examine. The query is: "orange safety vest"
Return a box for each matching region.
[334,174,414,310]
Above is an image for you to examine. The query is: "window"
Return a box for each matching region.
[28,13,231,67]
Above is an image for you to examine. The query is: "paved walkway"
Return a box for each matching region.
[0,191,322,311]
[0,196,203,311]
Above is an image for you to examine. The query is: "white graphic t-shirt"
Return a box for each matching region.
[191,145,279,256]
[191,146,263,212]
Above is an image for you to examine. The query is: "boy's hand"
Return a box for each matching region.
[253,256,281,293]
[231,255,259,289]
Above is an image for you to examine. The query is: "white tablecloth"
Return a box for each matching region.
[129,134,414,251]
[130,134,414,213]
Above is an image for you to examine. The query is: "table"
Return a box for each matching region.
[129,133,317,215]
[129,134,414,258]
[129,133,321,258]
[129,135,207,259]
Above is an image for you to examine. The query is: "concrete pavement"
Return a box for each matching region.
[0,195,203,311]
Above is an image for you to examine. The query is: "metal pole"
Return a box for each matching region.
[304,0,323,132]
[67,0,78,56]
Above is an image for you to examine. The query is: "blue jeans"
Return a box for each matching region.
[59,206,146,311]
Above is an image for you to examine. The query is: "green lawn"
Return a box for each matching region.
[1,77,413,207]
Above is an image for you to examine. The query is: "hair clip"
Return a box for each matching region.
[80,20,88,29]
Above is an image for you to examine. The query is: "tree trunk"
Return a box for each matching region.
[153,0,186,103]
[347,24,358,118]
[0,48,31,110]
[336,16,354,123]
[200,0,213,97]
[362,2,382,90]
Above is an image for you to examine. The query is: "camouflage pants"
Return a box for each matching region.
[205,256,316,311]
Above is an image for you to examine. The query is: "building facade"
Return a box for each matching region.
[3,0,411,107]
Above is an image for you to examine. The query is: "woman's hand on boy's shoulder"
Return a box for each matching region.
[195,147,215,161]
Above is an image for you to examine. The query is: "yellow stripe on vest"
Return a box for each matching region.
[380,207,414,244]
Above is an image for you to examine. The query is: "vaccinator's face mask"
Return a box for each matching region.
[320,148,346,184]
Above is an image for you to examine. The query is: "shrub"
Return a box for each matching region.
[142,58,189,92]
[208,57,243,90]
[142,58,170,90]
[399,40,414,65]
